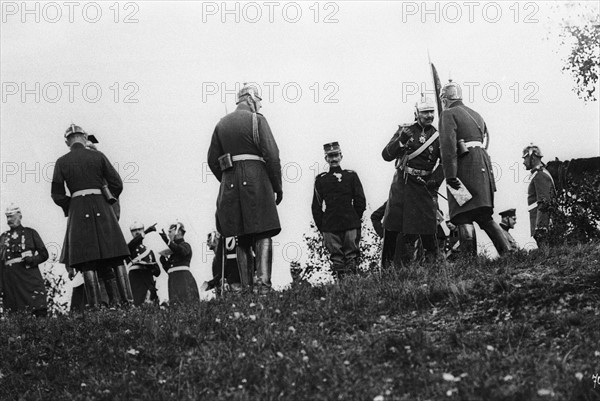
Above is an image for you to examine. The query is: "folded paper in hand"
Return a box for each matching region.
[447,179,472,206]
[159,248,173,257]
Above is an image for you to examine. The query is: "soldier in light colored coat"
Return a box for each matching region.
[522,145,556,246]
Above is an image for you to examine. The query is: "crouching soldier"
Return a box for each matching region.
[201,231,242,295]
[159,223,200,305]
[127,222,160,306]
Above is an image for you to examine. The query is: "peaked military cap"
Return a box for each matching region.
[416,97,435,112]
[170,222,186,234]
[5,203,21,216]
[323,141,341,155]
[499,208,516,218]
[130,221,144,231]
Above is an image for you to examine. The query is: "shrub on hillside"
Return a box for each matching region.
[294,219,382,284]
[545,173,600,245]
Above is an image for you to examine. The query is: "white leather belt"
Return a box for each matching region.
[5,257,23,266]
[72,189,102,197]
[226,254,237,260]
[232,154,265,163]
[464,141,483,148]
[400,165,432,177]
[528,202,538,211]
[169,266,189,274]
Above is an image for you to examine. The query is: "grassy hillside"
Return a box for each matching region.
[1,243,599,400]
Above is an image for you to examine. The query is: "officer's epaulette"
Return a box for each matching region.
[399,122,415,128]
[316,172,327,179]
[345,169,356,174]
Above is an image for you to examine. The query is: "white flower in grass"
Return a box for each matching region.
[373,395,384,401]
[126,348,140,356]
[443,373,461,382]
[537,388,554,396]
[575,372,583,381]
[277,352,284,358]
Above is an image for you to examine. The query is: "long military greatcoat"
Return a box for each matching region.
[51,143,130,267]
[208,103,282,238]
[439,101,496,222]
[382,121,441,234]
[0,225,48,313]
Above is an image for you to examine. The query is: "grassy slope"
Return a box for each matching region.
[1,243,599,401]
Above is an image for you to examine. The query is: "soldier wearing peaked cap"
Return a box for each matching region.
[158,222,200,304]
[522,144,556,246]
[208,83,282,294]
[438,81,511,256]
[51,124,130,308]
[127,222,160,306]
[498,208,518,251]
[312,142,366,279]
[0,204,49,316]
[381,98,444,267]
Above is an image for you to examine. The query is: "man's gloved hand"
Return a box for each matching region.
[275,191,283,205]
[159,230,169,244]
[144,223,157,234]
[446,177,461,190]
[159,255,168,266]
[426,179,438,191]
[399,128,412,145]
[22,256,33,266]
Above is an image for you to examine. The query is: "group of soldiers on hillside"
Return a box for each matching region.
[0,81,557,315]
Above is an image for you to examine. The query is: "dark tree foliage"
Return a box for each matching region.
[552,3,600,101]
[544,173,600,245]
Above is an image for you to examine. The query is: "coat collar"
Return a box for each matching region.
[448,100,465,109]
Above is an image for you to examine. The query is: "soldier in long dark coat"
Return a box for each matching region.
[127,222,160,306]
[207,83,282,294]
[382,99,444,266]
[0,204,49,316]
[438,81,510,255]
[51,124,130,307]
[371,202,397,269]
[159,223,199,304]
[312,142,366,278]
[522,145,556,246]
